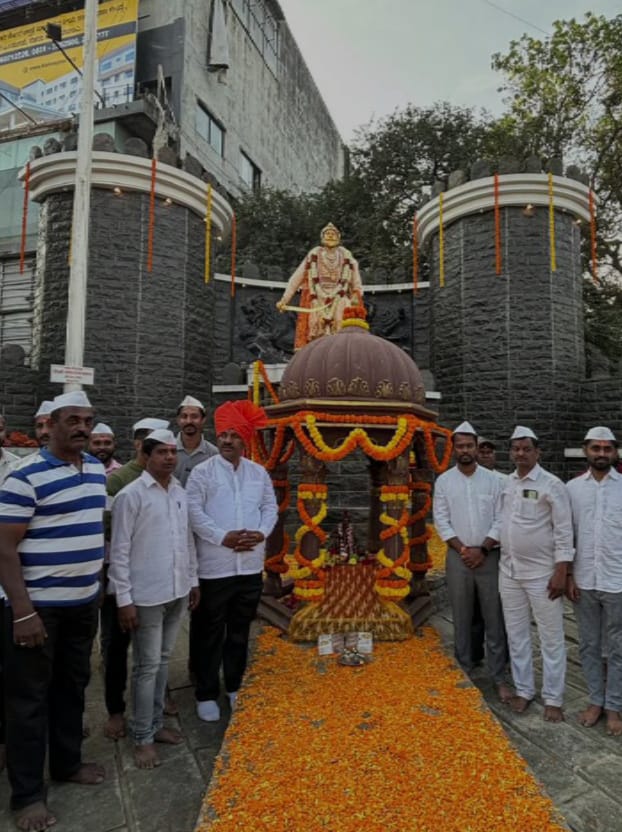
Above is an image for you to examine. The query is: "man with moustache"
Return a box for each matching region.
[566,427,622,736]
[187,400,278,722]
[0,391,106,831]
[175,395,217,680]
[433,421,510,700]
[88,423,121,475]
[33,401,54,448]
[174,395,217,487]
[499,426,574,722]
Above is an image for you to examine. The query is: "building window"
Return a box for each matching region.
[196,101,225,156]
[231,0,280,74]
[239,150,261,192]
[0,257,34,360]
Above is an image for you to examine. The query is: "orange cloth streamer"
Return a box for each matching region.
[214,400,268,446]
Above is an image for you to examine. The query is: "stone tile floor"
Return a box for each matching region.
[0,603,620,831]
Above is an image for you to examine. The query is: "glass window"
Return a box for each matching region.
[196,101,225,156]
[240,150,261,192]
[0,257,34,359]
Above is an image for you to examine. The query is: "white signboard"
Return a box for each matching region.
[50,364,95,386]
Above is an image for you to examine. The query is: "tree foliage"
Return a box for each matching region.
[233,102,505,278]
[492,13,622,274]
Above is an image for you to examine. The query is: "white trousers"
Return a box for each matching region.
[499,571,566,706]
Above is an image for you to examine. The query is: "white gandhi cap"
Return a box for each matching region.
[35,400,54,418]
[145,428,177,446]
[178,395,205,412]
[133,418,169,433]
[510,425,538,441]
[584,426,617,442]
[92,422,114,436]
[50,391,92,412]
[453,420,477,436]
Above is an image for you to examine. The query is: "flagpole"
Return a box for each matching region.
[64,0,98,392]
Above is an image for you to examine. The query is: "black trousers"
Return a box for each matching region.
[4,601,98,810]
[194,573,262,702]
[100,581,130,715]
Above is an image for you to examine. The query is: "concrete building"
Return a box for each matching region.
[0,0,345,436]
[137,0,345,196]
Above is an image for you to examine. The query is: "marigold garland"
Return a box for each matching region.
[548,172,556,273]
[264,532,290,575]
[412,213,419,293]
[438,190,445,287]
[374,487,413,599]
[293,485,329,600]
[423,426,452,473]
[146,157,157,273]
[494,172,502,275]
[589,189,598,284]
[204,183,212,284]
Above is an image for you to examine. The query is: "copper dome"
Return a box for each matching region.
[279,318,426,405]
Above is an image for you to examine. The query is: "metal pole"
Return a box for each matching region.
[64,0,98,392]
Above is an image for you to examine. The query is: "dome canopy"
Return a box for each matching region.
[279,316,425,405]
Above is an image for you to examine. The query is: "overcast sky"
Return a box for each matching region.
[279,0,621,142]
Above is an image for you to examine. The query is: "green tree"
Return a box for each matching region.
[233,102,509,278]
[492,13,622,277]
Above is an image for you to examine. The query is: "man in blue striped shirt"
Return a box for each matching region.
[0,390,107,832]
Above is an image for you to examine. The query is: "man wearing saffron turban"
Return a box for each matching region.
[186,400,278,722]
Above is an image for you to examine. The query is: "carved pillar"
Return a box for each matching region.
[410,432,434,569]
[299,450,327,562]
[370,451,410,562]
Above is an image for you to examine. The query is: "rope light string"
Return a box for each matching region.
[548,172,556,273]
[494,173,502,275]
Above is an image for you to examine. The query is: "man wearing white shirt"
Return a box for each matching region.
[109,429,199,769]
[566,426,622,736]
[433,421,510,700]
[187,400,278,723]
[499,426,574,722]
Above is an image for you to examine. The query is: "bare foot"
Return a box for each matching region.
[496,682,514,704]
[163,694,178,716]
[62,762,105,785]
[154,727,182,745]
[134,744,160,769]
[578,704,603,727]
[605,709,622,736]
[0,743,6,773]
[14,801,57,830]
[509,696,532,713]
[544,705,564,722]
[103,713,126,740]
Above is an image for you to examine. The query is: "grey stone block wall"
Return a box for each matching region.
[28,187,215,454]
[429,206,585,478]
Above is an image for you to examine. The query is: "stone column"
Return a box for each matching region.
[419,171,590,476]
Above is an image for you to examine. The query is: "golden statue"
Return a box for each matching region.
[276,223,363,349]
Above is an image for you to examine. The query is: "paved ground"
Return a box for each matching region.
[1,600,621,832]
